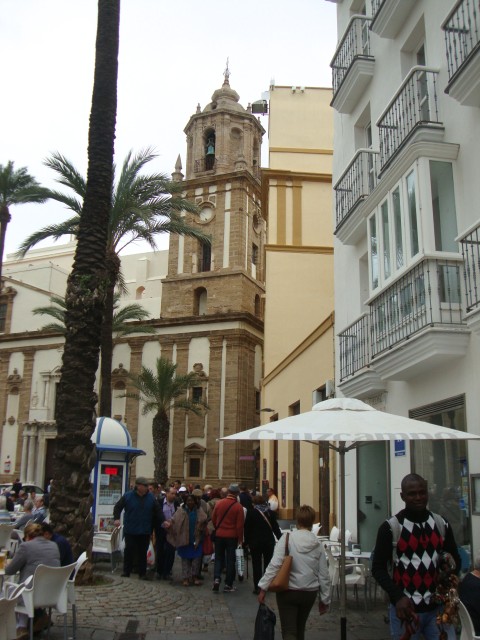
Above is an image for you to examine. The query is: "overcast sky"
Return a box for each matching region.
[1,0,337,257]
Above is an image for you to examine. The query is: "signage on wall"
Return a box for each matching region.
[394,439,406,457]
[281,471,286,508]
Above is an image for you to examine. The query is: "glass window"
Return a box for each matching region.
[392,187,404,269]
[369,214,379,289]
[381,201,391,279]
[430,161,458,252]
[189,458,201,477]
[192,387,202,403]
[406,171,419,257]
[0,303,6,332]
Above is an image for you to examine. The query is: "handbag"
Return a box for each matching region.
[268,533,292,592]
[253,603,276,640]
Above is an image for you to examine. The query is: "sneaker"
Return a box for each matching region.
[212,580,220,592]
[223,585,237,593]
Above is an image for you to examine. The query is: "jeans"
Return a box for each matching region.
[276,590,317,640]
[214,536,238,587]
[389,604,456,640]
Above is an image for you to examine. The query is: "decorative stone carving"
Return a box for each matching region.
[7,368,22,394]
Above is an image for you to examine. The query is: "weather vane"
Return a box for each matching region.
[224,57,230,83]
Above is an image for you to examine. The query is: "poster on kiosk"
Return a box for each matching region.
[91,417,145,531]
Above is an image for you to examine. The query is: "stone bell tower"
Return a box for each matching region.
[161,66,266,319]
[159,67,266,488]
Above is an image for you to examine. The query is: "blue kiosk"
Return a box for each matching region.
[91,417,145,530]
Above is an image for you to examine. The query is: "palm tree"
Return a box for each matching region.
[49,0,121,560]
[17,148,209,416]
[123,357,208,484]
[33,292,156,337]
[0,161,48,284]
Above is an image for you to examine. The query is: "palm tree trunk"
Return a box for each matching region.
[98,250,120,417]
[153,411,170,485]
[50,0,120,565]
[0,205,11,286]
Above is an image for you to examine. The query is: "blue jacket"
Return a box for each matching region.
[113,489,162,535]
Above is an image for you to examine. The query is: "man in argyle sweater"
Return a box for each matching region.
[372,474,460,640]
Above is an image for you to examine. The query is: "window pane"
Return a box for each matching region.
[392,187,404,269]
[189,458,201,477]
[381,201,391,279]
[406,171,419,257]
[430,161,458,252]
[369,215,378,289]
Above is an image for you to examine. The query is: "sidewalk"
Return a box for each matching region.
[45,559,392,640]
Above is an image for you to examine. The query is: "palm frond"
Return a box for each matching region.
[15,216,80,257]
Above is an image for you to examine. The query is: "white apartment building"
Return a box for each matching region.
[329,0,480,559]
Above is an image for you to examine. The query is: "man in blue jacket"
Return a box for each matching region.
[114,477,163,580]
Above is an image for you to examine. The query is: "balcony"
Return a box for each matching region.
[334,149,379,243]
[459,221,480,333]
[331,16,375,114]
[338,313,386,398]
[369,257,469,380]
[377,67,444,173]
[370,0,417,38]
[443,0,480,107]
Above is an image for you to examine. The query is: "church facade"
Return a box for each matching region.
[0,74,265,490]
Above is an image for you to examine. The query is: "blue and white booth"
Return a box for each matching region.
[91,416,145,530]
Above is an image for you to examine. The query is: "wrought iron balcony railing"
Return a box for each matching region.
[377,67,441,170]
[443,0,480,83]
[338,313,370,381]
[369,257,464,358]
[331,15,373,98]
[334,149,379,229]
[459,222,480,312]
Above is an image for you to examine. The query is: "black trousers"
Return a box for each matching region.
[123,533,150,577]
[276,590,317,640]
[250,542,275,589]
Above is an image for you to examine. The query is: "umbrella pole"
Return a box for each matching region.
[339,442,347,640]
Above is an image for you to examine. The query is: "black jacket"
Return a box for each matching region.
[244,506,281,549]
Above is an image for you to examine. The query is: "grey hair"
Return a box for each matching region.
[474,554,480,571]
[0,495,6,509]
[23,499,34,511]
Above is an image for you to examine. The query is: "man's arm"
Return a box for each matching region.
[371,520,406,605]
[441,517,461,573]
[113,494,127,522]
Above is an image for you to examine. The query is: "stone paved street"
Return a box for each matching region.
[45,559,393,640]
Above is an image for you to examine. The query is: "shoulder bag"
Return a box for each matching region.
[211,499,236,542]
[268,532,292,592]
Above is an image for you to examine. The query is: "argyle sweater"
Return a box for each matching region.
[372,508,460,612]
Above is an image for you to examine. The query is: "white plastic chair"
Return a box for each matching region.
[325,545,368,610]
[92,526,121,572]
[329,525,339,542]
[15,562,76,640]
[458,600,480,640]
[0,524,15,549]
[0,581,28,640]
[67,552,88,640]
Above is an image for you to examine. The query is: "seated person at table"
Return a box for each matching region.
[5,522,60,639]
[0,495,11,523]
[31,496,47,523]
[41,523,73,567]
[14,499,34,530]
[458,552,480,635]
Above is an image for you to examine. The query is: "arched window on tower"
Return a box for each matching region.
[254,294,261,317]
[204,129,216,170]
[135,286,145,300]
[194,287,207,316]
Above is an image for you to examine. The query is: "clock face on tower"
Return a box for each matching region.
[199,205,214,222]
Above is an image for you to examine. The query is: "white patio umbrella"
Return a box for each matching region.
[220,397,480,640]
